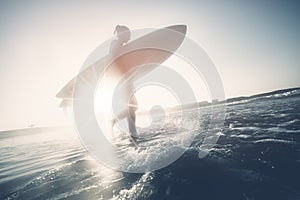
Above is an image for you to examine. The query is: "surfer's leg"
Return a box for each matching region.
[126,110,138,146]
[128,94,138,137]
[127,109,137,137]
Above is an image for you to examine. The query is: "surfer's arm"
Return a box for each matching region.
[109,40,122,55]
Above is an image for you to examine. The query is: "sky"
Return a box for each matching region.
[0,0,300,131]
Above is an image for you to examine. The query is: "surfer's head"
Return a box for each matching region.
[114,25,131,43]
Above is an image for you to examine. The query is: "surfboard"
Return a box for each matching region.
[56,25,187,107]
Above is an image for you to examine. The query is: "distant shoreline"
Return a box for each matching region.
[158,86,300,113]
[225,86,300,103]
[0,126,68,135]
[1,86,299,133]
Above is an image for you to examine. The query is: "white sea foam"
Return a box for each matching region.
[230,134,251,139]
[254,138,296,144]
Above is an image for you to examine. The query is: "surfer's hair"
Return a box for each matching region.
[114,25,130,35]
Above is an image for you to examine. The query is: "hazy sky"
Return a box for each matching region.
[0,0,299,130]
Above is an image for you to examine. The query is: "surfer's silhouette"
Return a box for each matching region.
[110,25,138,143]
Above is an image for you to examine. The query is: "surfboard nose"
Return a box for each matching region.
[166,24,187,35]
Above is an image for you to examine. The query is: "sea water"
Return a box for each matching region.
[1,88,299,200]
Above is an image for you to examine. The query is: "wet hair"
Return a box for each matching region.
[114,25,130,36]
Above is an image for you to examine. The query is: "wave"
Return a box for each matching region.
[253,138,296,145]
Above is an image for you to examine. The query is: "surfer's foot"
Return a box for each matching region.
[127,134,138,147]
[131,135,139,140]
[129,131,139,142]
[130,131,139,139]
[131,136,137,143]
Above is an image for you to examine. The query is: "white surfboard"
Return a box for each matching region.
[56,25,187,107]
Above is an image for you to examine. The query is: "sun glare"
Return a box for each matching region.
[94,74,117,138]
[94,74,181,135]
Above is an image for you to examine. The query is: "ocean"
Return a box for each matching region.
[1,88,299,200]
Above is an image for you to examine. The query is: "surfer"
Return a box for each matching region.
[110,25,139,143]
